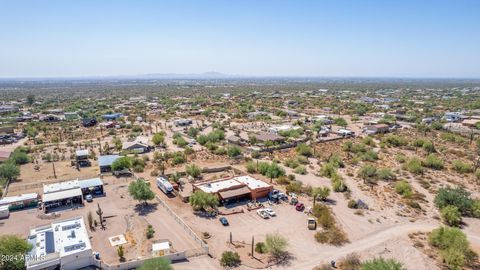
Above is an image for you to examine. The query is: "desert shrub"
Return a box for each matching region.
[171,151,186,165]
[383,135,408,147]
[402,157,423,174]
[284,158,299,168]
[377,168,395,181]
[434,187,476,217]
[338,253,361,270]
[332,174,347,192]
[361,257,405,270]
[314,227,348,246]
[328,154,344,168]
[295,143,313,157]
[357,164,378,185]
[423,154,444,170]
[358,149,378,161]
[265,233,288,258]
[413,138,427,148]
[312,204,335,229]
[255,242,267,254]
[214,147,227,155]
[362,136,375,146]
[395,153,407,163]
[286,181,303,194]
[146,225,155,239]
[452,160,473,174]
[428,226,476,270]
[294,165,307,175]
[440,132,466,144]
[348,200,358,209]
[186,164,201,178]
[220,251,241,267]
[394,180,412,198]
[246,161,257,173]
[276,176,290,185]
[440,205,462,227]
[296,155,309,164]
[10,148,30,165]
[320,163,337,178]
[227,146,242,157]
[422,141,436,153]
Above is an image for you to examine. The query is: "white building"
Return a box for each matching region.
[26,216,93,270]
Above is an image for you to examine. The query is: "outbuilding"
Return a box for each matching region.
[98,154,122,172]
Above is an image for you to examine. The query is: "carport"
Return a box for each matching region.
[43,188,83,213]
[218,186,251,202]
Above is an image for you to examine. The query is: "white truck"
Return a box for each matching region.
[156,177,174,194]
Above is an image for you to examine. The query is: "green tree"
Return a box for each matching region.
[265,233,288,258]
[361,257,405,270]
[138,257,173,270]
[10,148,30,165]
[266,162,285,180]
[112,137,123,152]
[313,186,330,202]
[0,235,32,270]
[0,161,20,183]
[128,179,155,205]
[111,156,132,171]
[189,191,219,211]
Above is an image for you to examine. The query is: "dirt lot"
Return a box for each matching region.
[0,176,202,264]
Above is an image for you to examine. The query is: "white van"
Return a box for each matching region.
[156,177,173,194]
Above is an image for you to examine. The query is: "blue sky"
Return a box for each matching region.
[0,0,479,78]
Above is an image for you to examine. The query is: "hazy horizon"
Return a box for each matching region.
[1,0,479,78]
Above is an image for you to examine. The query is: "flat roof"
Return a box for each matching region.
[195,175,271,194]
[152,241,170,251]
[235,175,271,189]
[0,193,38,205]
[43,180,79,194]
[196,179,243,194]
[43,188,82,202]
[28,216,91,263]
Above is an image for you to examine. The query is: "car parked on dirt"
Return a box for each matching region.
[264,208,276,217]
[307,218,317,230]
[295,202,305,211]
[219,217,229,226]
[257,209,270,219]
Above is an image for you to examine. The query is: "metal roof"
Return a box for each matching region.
[98,155,121,167]
[43,188,82,202]
[78,178,103,189]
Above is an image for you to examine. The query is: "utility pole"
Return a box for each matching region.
[251,236,254,258]
[52,162,57,179]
